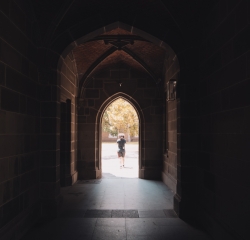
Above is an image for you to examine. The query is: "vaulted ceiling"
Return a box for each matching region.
[72,28,166,83]
[29,0,216,86]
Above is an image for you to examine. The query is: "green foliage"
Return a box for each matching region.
[102,99,139,137]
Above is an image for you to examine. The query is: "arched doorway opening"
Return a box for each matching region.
[96,93,145,179]
[101,98,139,178]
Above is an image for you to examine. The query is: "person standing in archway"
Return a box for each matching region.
[117,134,126,168]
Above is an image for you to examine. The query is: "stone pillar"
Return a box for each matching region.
[174,85,198,222]
[60,100,73,186]
[39,69,62,217]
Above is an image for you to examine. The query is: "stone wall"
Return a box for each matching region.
[1,2,249,240]
[162,53,180,193]
[77,68,164,179]
[194,1,250,239]
[59,52,78,186]
[0,2,40,239]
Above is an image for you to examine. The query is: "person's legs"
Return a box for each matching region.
[120,157,123,168]
[118,152,123,168]
[122,151,125,167]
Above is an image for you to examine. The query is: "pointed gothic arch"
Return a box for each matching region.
[96,92,145,177]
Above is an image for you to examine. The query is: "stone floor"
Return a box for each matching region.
[21,143,213,239]
[22,178,212,240]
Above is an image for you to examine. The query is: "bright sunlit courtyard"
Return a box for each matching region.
[102,142,139,178]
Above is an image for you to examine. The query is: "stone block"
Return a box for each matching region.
[77,123,95,132]
[178,133,197,151]
[221,40,234,66]
[8,156,19,178]
[0,135,21,157]
[19,94,26,114]
[233,25,250,58]
[40,150,60,167]
[2,196,21,227]
[40,102,60,118]
[78,169,102,179]
[167,151,177,167]
[1,87,19,112]
[39,181,60,199]
[168,119,177,131]
[60,85,72,101]
[144,140,160,149]
[20,154,36,173]
[39,85,52,101]
[230,79,250,109]
[0,158,9,182]
[3,180,12,203]
[1,41,22,72]
[0,111,8,134]
[179,117,197,134]
[162,171,177,193]
[40,166,60,182]
[41,118,58,134]
[26,97,39,116]
[85,89,100,98]
[94,79,103,89]
[0,1,9,15]
[168,130,177,143]
[0,62,5,86]
[61,74,74,94]
[10,1,26,33]
[40,134,60,151]
[12,176,20,198]
[6,67,37,99]
[137,79,147,88]
[168,100,177,112]
[139,168,161,180]
[168,108,177,122]
[177,149,196,167]
[153,106,163,115]
[0,184,3,207]
[20,170,36,192]
[177,165,196,183]
[60,150,71,165]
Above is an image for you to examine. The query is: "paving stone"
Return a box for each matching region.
[92,226,126,240]
[138,210,166,218]
[96,218,125,227]
[123,210,139,218]
[112,210,124,218]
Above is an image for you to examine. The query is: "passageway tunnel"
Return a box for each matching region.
[1,1,249,240]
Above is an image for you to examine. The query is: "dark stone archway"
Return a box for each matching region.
[57,22,180,186]
[56,21,181,216]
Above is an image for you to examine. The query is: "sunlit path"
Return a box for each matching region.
[102,142,139,178]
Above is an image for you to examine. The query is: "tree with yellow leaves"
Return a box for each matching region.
[102,99,139,141]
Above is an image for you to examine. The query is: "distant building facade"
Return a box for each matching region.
[102,132,138,142]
